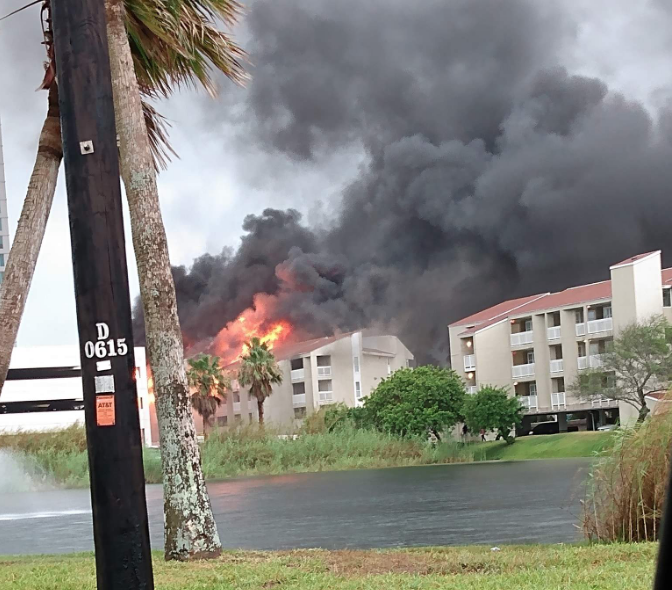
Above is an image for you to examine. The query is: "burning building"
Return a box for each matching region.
[193,330,414,432]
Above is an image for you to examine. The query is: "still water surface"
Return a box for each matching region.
[0,459,590,554]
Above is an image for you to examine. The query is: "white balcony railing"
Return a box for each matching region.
[551,392,566,409]
[317,366,332,378]
[318,391,333,403]
[577,356,588,370]
[512,363,535,378]
[587,317,613,334]
[291,368,305,381]
[467,386,478,395]
[519,395,538,410]
[589,354,605,369]
[591,397,614,407]
[547,326,561,340]
[510,331,534,347]
[550,359,564,374]
[293,393,307,407]
[464,355,476,371]
[576,323,586,337]
[233,402,241,414]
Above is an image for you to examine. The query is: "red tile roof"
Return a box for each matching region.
[452,261,672,336]
[611,251,660,268]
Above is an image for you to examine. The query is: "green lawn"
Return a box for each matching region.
[0,544,656,590]
[472,431,615,461]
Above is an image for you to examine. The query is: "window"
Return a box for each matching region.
[141,428,145,443]
[524,319,532,332]
[529,383,537,396]
[294,407,306,419]
[233,392,240,403]
[0,254,4,267]
[526,351,535,364]
[353,356,360,373]
[575,309,584,324]
[292,382,305,395]
[217,416,228,426]
[0,236,3,249]
[355,382,362,399]
[249,413,253,422]
[317,355,331,367]
[604,306,612,318]
[290,358,303,370]
[578,342,586,357]
[138,397,144,410]
[318,379,332,392]
[0,272,4,284]
[664,289,671,308]
[387,359,391,375]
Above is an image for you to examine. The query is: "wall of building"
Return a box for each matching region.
[473,321,512,390]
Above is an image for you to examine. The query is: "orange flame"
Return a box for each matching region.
[211,294,293,365]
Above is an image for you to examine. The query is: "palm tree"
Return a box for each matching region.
[0,0,245,562]
[187,355,230,437]
[105,0,244,562]
[238,338,283,426]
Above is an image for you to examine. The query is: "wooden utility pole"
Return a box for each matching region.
[51,0,154,588]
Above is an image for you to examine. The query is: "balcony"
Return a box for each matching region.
[510,331,534,347]
[318,391,333,404]
[464,355,476,371]
[576,323,586,337]
[292,393,306,407]
[291,368,305,381]
[589,354,605,369]
[547,326,561,341]
[467,386,478,395]
[518,395,538,410]
[587,317,613,334]
[578,356,588,370]
[550,359,564,374]
[317,366,332,378]
[233,402,241,414]
[551,392,566,409]
[512,363,535,378]
[591,397,614,408]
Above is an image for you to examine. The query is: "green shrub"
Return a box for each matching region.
[583,398,672,542]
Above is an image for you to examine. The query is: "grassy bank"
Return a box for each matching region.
[471,431,615,461]
[0,427,616,489]
[0,425,482,488]
[0,543,656,590]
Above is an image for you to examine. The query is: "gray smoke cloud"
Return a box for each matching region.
[135,0,672,364]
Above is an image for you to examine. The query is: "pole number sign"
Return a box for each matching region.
[84,323,128,359]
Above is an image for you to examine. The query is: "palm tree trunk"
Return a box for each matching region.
[257,398,264,426]
[105,0,221,561]
[0,86,62,395]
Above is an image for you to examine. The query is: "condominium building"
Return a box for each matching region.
[449,251,672,432]
[204,331,414,432]
[0,120,9,284]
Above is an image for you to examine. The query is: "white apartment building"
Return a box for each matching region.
[0,120,9,284]
[0,346,153,446]
[449,251,672,432]
[205,331,415,432]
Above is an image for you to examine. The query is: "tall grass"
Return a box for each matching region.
[583,398,672,542]
[0,424,479,488]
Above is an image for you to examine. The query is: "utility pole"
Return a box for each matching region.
[51,0,154,588]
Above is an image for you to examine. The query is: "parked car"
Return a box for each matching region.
[597,424,617,431]
[529,421,560,435]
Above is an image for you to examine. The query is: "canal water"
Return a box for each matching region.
[0,459,590,554]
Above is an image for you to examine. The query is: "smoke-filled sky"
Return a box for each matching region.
[1,0,672,363]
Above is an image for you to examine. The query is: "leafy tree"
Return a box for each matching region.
[462,386,523,445]
[364,366,465,441]
[568,316,672,422]
[187,355,230,438]
[238,338,283,425]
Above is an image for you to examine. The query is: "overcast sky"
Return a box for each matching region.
[0,0,670,347]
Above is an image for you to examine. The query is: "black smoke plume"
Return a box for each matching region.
[134,0,672,364]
